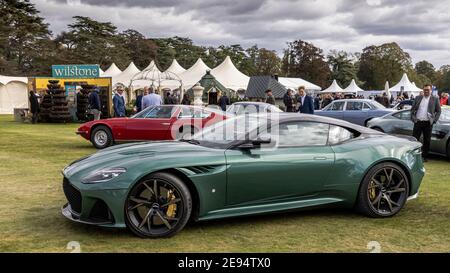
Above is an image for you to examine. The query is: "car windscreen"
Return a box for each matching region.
[440,108,450,122]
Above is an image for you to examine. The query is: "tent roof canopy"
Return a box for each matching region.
[320,80,344,93]
[0,75,28,85]
[343,79,364,94]
[179,58,211,89]
[278,77,321,91]
[210,56,249,91]
[113,62,141,86]
[103,63,122,77]
[130,62,182,89]
[389,73,422,93]
[164,59,186,75]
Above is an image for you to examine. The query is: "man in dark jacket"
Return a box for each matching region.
[218,94,231,111]
[265,90,275,105]
[296,86,314,114]
[88,88,101,120]
[135,87,148,113]
[29,91,40,124]
[283,89,294,112]
[113,88,126,117]
[314,94,321,110]
[411,84,441,161]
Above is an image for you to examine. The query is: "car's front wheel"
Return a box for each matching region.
[125,172,192,238]
[90,125,113,149]
[356,162,409,218]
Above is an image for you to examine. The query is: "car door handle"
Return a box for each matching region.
[161,123,171,126]
[314,157,328,161]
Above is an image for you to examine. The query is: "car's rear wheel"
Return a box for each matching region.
[125,172,192,238]
[90,125,113,149]
[356,162,409,218]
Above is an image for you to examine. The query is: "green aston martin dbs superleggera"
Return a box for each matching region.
[62,113,425,238]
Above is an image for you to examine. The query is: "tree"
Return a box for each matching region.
[248,47,281,76]
[120,29,158,70]
[327,50,359,87]
[281,40,331,88]
[55,16,131,70]
[415,60,436,83]
[435,65,450,92]
[0,0,52,75]
[357,42,412,90]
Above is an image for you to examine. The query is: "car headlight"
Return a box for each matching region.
[82,167,127,184]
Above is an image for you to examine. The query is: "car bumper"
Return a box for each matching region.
[407,192,419,201]
[76,130,90,140]
[61,177,128,228]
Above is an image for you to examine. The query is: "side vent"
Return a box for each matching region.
[185,165,220,175]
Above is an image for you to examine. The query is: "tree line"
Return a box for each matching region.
[1,0,450,92]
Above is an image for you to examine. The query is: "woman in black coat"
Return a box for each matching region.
[29,91,40,124]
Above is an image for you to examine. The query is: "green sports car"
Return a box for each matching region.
[62,113,425,238]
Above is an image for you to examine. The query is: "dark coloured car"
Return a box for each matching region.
[367,107,450,158]
[62,113,424,238]
[316,99,393,126]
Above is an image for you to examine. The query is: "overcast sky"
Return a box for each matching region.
[32,0,450,68]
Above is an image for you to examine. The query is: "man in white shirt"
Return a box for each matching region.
[410,84,441,162]
[142,87,163,110]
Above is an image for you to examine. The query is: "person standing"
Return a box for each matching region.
[296,86,314,114]
[411,84,441,162]
[135,87,148,113]
[283,89,294,112]
[314,94,321,110]
[88,88,101,120]
[321,94,333,108]
[29,90,40,124]
[142,87,163,109]
[265,90,275,105]
[440,92,448,106]
[113,88,126,117]
[181,94,191,105]
[218,93,231,111]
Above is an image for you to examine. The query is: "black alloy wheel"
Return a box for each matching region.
[357,163,409,217]
[125,172,192,238]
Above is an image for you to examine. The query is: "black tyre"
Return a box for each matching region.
[90,125,113,149]
[356,162,409,218]
[125,172,192,238]
[446,141,450,160]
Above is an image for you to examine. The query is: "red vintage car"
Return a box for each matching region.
[76,105,229,149]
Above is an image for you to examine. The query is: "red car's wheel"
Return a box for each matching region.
[90,125,113,149]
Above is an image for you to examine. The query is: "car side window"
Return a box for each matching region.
[144,106,175,119]
[328,125,354,145]
[273,122,329,147]
[393,111,411,120]
[346,101,363,111]
[179,107,212,119]
[363,103,372,110]
[329,101,345,111]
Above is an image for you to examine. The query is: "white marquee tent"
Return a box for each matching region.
[103,63,122,77]
[0,75,28,114]
[179,58,211,89]
[320,80,344,93]
[164,59,186,75]
[210,56,249,91]
[113,62,141,87]
[343,79,364,94]
[389,73,422,95]
[278,77,322,92]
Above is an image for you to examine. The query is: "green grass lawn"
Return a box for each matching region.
[0,114,449,253]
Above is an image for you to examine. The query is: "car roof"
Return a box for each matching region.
[249,113,383,135]
[331,99,374,103]
[232,102,273,106]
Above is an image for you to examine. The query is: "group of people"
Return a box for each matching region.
[264,86,315,114]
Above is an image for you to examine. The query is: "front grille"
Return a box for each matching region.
[63,178,82,214]
[89,199,114,223]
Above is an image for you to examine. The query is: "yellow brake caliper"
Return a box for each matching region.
[166,190,177,218]
[369,180,376,200]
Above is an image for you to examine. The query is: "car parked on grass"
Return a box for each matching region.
[63,113,424,238]
[315,99,393,126]
[226,101,283,115]
[367,107,450,159]
[76,105,229,149]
